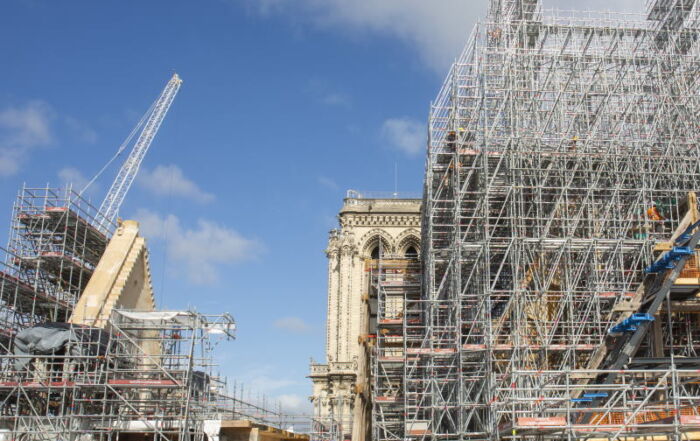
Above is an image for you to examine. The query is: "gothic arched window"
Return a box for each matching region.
[405,246,418,259]
[370,245,381,260]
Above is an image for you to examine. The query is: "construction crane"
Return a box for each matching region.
[94,73,183,233]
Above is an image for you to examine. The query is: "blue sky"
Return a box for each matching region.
[0,0,645,413]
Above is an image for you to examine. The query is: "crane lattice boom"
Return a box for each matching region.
[96,73,182,233]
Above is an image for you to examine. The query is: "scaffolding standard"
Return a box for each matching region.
[0,185,113,345]
[309,412,343,441]
[416,0,700,439]
[369,251,422,441]
[0,309,237,440]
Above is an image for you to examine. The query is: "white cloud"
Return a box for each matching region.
[229,364,311,415]
[305,78,352,108]
[317,176,338,191]
[234,366,299,395]
[135,209,262,284]
[0,150,21,176]
[64,115,98,144]
[381,117,425,156]
[240,0,483,72]
[0,102,52,147]
[58,167,91,193]
[247,375,297,393]
[275,393,312,414]
[0,101,54,176]
[241,1,648,72]
[274,317,312,334]
[138,164,215,204]
[320,92,351,108]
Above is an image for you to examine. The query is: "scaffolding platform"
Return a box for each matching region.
[17,206,108,266]
[0,309,242,441]
[0,269,71,317]
[17,251,94,288]
[0,186,112,329]
[370,258,421,441]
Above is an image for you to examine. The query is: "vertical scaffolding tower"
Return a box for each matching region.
[416,0,700,439]
[370,256,421,441]
[0,185,112,348]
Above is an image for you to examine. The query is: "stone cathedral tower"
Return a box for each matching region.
[309,191,421,441]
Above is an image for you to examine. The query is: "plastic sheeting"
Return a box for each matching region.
[114,310,236,335]
[203,420,222,441]
[13,322,110,370]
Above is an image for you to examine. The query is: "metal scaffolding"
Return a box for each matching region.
[0,185,113,345]
[0,186,308,439]
[309,413,343,441]
[370,255,422,441]
[0,309,236,440]
[415,0,700,439]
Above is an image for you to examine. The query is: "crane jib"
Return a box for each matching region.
[95,74,183,234]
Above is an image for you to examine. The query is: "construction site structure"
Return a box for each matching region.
[0,194,306,441]
[369,254,421,441]
[69,219,155,328]
[0,72,182,343]
[411,0,700,439]
[0,304,307,441]
[0,185,114,344]
[309,191,421,441]
[0,308,233,439]
[0,74,309,441]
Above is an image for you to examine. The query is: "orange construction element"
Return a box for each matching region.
[517,417,567,428]
[680,254,700,279]
[589,405,700,427]
[647,206,664,221]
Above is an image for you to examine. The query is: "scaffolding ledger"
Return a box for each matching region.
[411,0,700,439]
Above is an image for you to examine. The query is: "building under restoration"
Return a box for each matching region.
[413,0,700,439]
[334,0,700,441]
[316,0,700,440]
[0,75,307,441]
[310,192,421,441]
[0,186,306,441]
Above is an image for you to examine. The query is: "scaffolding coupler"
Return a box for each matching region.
[608,313,655,335]
[645,246,694,273]
[676,220,700,244]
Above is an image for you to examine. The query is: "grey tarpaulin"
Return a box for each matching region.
[13,322,110,370]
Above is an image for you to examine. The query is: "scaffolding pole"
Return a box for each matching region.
[415,1,700,439]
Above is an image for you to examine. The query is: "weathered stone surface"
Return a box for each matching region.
[309,195,420,441]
